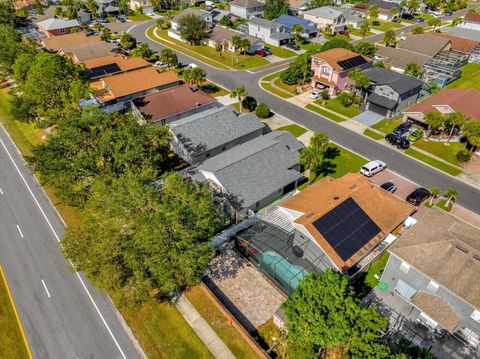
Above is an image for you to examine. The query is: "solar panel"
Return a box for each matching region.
[87,63,121,79]
[338,55,368,71]
[312,197,381,262]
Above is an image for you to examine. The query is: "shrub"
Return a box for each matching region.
[456,149,472,163]
[242,96,257,112]
[337,92,354,107]
[255,103,271,118]
[215,43,223,52]
[321,90,330,100]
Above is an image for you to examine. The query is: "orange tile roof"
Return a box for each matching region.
[82,54,150,73]
[42,33,101,52]
[280,173,415,271]
[312,48,372,72]
[464,12,480,24]
[92,68,180,102]
[428,32,479,54]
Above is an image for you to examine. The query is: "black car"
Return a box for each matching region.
[393,121,412,136]
[406,187,431,206]
[286,43,300,51]
[392,18,401,23]
[444,11,453,16]
[396,137,410,150]
[413,17,425,23]
[385,133,401,145]
[380,182,397,193]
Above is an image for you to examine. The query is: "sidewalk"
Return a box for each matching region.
[173,294,236,359]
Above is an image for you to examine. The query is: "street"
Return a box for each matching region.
[130,20,480,214]
[0,126,141,359]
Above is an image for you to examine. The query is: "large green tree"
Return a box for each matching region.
[264,0,289,20]
[353,42,377,56]
[0,24,37,75]
[62,173,222,305]
[348,68,371,97]
[280,53,313,85]
[177,14,208,45]
[300,132,329,183]
[282,270,391,359]
[320,35,353,52]
[29,109,171,206]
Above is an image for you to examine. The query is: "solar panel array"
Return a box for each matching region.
[87,63,121,79]
[312,197,381,262]
[338,55,368,71]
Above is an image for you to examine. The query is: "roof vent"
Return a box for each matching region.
[455,244,469,254]
[196,102,201,107]
[306,212,314,218]
[333,196,340,200]
[349,184,357,190]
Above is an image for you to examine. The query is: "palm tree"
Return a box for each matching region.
[359,21,371,37]
[323,24,333,37]
[230,86,248,112]
[462,120,480,152]
[424,111,444,138]
[300,132,330,183]
[429,187,440,206]
[238,38,251,55]
[292,24,303,46]
[348,68,371,98]
[183,67,206,89]
[444,188,458,208]
[445,112,465,143]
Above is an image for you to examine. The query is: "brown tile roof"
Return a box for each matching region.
[428,32,479,54]
[312,48,372,72]
[133,84,216,121]
[464,12,480,24]
[411,292,461,332]
[14,0,45,9]
[390,207,480,308]
[60,42,117,62]
[42,33,102,52]
[280,173,415,271]
[398,34,450,57]
[82,54,150,73]
[403,88,480,121]
[375,46,430,70]
[92,68,180,102]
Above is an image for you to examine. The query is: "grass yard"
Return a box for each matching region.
[199,82,229,97]
[364,253,390,289]
[348,28,374,38]
[276,124,307,137]
[155,8,181,17]
[274,78,297,95]
[363,129,384,140]
[128,13,152,21]
[305,104,346,122]
[0,268,30,359]
[148,27,269,70]
[321,98,362,118]
[261,82,293,98]
[264,45,297,59]
[371,21,403,32]
[121,299,213,359]
[405,148,462,176]
[446,63,480,91]
[299,41,323,52]
[185,286,261,359]
[261,70,284,82]
[425,198,453,212]
[371,117,401,134]
[328,145,368,179]
[413,139,464,166]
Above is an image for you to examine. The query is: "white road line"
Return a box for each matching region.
[41,279,51,298]
[16,225,24,238]
[0,187,3,195]
[0,134,128,359]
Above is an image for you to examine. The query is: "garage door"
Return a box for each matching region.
[368,103,389,116]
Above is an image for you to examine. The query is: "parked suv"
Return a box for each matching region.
[406,187,431,206]
[393,121,412,136]
[360,160,387,177]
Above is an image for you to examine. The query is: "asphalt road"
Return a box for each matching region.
[0,126,141,359]
[131,20,480,214]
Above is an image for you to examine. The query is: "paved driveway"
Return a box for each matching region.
[352,110,385,126]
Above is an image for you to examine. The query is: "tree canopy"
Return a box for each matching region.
[264,0,289,20]
[280,53,313,85]
[177,14,209,45]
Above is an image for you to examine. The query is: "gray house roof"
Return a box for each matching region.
[249,17,274,29]
[364,67,424,94]
[441,26,480,41]
[188,131,304,210]
[303,6,343,20]
[172,8,210,23]
[171,106,265,156]
[37,17,79,30]
[367,92,397,109]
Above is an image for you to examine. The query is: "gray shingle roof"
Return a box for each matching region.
[188,131,304,210]
[367,92,397,109]
[398,34,450,57]
[171,106,265,155]
[249,17,274,29]
[441,26,480,41]
[303,6,343,20]
[364,67,424,94]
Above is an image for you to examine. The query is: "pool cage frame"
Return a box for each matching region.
[234,220,332,294]
[422,51,467,87]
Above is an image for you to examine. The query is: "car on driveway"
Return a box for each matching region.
[285,43,300,51]
[380,181,397,193]
[396,137,410,150]
[407,129,424,142]
[406,187,431,206]
[392,18,401,23]
[360,160,387,177]
[385,133,401,145]
[255,49,270,57]
[443,11,453,16]
[310,91,322,100]
[413,17,425,23]
[393,121,412,136]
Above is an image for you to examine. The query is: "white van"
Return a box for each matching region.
[360,160,387,177]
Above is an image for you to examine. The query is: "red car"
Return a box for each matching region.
[255,49,271,57]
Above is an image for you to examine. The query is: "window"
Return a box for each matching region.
[321,67,331,76]
[427,280,439,293]
[471,310,480,323]
[399,261,410,273]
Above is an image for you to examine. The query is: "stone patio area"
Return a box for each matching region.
[204,243,286,333]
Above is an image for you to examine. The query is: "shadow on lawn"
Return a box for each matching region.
[312,146,341,180]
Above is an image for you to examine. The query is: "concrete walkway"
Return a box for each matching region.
[173,294,236,359]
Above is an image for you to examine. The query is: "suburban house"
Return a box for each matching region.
[380,207,480,352]
[132,83,217,125]
[41,32,102,52]
[88,68,182,111]
[14,0,46,10]
[170,105,265,164]
[37,18,80,37]
[353,0,402,21]
[82,55,151,79]
[96,0,119,15]
[459,12,480,31]
[208,26,264,53]
[397,34,451,57]
[229,0,264,19]
[428,32,480,57]
[402,88,480,127]
[288,0,309,14]
[235,173,415,294]
[59,42,118,63]
[169,8,213,42]
[303,7,347,33]
[128,0,153,12]
[363,67,424,118]
[311,48,373,95]
[77,9,91,23]
[273,15,318,38]
[442,26,480,42]
[375,46,431,73]
[184,130,304,215]
[336,8,366,29]
[248,17,291,47]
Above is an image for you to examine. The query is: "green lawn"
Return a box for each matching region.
[321,98,362,118]
[413,139,464,166]
[264,45,297,59]
[425,198,453,212]
[148,27,269,70]
[128,13,152,21]
[261,82,293,98]
[363,129,384,140]
[155,8,181,17]
[261,70,285,82]
[274,78,297,94]
[276,124,307,137]
[305,104,346,122]
[199,82,229,97]
[299,41,323,52]
[121,300,213,359]
[365,252,390,288]
[185,286,261,359]
[372,21,404,32]
[329,145,368,179]
[371,118,401,134]
[348,28,374,38]
[446,63,480,91]
[405,148,462,176]
[0,268,30,359]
